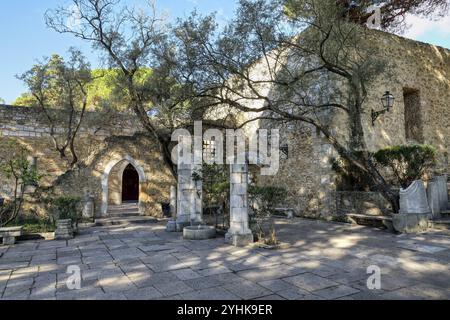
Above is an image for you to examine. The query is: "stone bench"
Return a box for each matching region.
[0,226,23,245]
[346,214,394,231]
[274,208,295,219]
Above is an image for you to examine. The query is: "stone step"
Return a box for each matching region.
[107,203,140,217]
[107,208,140,216]
[95,216,158,227]
[108,212,140,217]
[108,205,139,210]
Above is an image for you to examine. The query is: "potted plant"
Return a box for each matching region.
[49,196,82,240]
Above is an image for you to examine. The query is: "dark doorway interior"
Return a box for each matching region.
[122,164,139,202]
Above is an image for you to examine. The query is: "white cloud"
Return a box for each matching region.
[402,14,450,39]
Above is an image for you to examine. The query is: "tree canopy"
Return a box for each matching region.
[285,0,449,32]
[18,49,92,167]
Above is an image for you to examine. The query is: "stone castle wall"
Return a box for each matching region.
[257,31,450,218]
[0,105,174,218]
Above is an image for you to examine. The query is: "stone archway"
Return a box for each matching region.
[101,154,147,216]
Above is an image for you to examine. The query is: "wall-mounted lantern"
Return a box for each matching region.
[371,91,395,126]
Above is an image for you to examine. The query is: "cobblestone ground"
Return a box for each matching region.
[1,218,449,300]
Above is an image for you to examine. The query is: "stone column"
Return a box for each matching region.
[226,163,254,246]
[427,181,441,219]
[170,185,177,219]
[435,175,449,211]
[176,163,203,231]
[82,193,95,221]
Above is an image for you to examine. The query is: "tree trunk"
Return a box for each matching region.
[129,98,177,179]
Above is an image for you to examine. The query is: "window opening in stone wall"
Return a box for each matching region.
[403,88,424,143]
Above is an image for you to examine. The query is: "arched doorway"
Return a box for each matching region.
[101,155,147,216]
[122,163,139,202]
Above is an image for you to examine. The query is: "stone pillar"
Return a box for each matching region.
[176,163,203,231]
[55,219,74,240]
[435,175,449,211]
[82,193,95,221]
[170,185,177,218]
[226,164,254,247]
[427,181,441,219]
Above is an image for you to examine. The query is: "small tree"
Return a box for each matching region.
[374,145,436,189]
[248,185,287,244]
[18,48,92,168]
[0,143,40,227]
[45,0,185,177]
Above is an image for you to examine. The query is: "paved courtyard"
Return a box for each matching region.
[1,218,449,300]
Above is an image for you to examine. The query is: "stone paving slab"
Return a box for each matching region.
[180,287,240,300]
[0,218,449,300]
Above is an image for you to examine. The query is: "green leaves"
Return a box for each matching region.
[0,142,40,186]
[0,142,41,227]
[46,196,82,222]
[373,145,437,189]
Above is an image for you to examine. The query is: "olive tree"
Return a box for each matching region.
[18,49,92,168]
[45,0,193,177]
[161,0,411,211]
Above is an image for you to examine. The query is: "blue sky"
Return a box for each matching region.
[0,0,449,104]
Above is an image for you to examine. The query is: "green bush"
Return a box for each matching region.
[374,145,436,189]
[47,196,82,223]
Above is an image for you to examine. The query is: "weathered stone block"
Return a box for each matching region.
[82,196,95,219]
[230,195,245,208]
[399,180,431,215]
[427,181,441,219]
[393,213,429,234]
[231,207,248,219]
[55,220,74,240]
[435,175,449,211]
[0,226,23,245]
[231,184,247,195]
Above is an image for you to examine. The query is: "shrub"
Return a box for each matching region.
[47,196,82,223]
[374,145,436,189]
